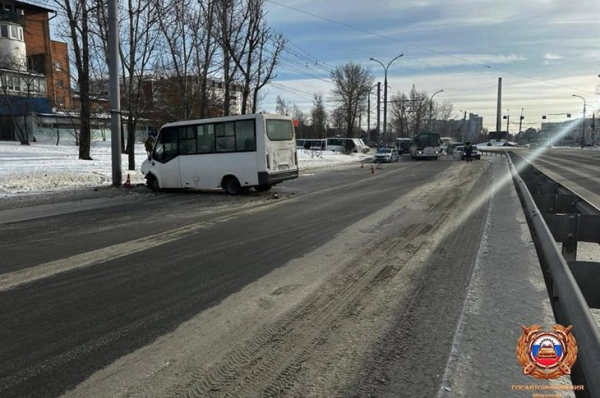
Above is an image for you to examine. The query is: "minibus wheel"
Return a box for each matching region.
[147,174,160,191]
[223,177,242,195]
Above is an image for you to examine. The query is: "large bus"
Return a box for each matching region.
[410,131,442,160]
[141,114,299,195]
[325,137,369,153]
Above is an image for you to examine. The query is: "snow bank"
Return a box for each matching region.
[0,142,370,195]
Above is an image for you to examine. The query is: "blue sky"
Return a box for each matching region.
[262,0,600,131]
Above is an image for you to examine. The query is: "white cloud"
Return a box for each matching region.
[544,53,562,60]
[397,54,526,70]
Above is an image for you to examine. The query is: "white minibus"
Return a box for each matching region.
[141,114,299,195]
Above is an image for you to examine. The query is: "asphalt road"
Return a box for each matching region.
[0,156,494,397]
[509,147,600,207]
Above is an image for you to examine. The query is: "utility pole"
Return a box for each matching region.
[108,0,122,186]
[367,83,378,143]
[462,111,467,143]
[367,93,370,136]
[572,94,586,146]
[496,78,502,134]
[518,108,524,136]
[506,109,510,136]
[358,113,362,133]
[376,82,381,145]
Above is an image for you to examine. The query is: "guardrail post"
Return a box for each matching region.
[562,214,579,262]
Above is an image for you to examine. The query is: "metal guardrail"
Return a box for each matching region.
[479,148,506,157]
[508,153,600,397]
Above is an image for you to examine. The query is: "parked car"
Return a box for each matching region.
[460,145,481,160]
[454,146,464,159]
[374,147,399,163]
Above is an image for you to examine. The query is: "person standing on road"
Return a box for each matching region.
[464,141,473,162]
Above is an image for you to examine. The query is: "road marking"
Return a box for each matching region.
[0,204,281,293]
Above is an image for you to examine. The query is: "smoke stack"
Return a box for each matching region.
[497,78,502,133]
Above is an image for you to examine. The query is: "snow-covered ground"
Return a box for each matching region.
[0,141,370,195]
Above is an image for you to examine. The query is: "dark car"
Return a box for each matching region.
[461,145,481,160]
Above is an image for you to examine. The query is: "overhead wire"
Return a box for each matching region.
[265,0,598,97]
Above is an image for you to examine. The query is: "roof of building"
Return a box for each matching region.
[11,1,55,14]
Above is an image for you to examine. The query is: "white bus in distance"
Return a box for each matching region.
[141,114,299,195]
[410,131,442,160]
[325,137,369,153]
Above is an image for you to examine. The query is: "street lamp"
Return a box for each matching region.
[460,110,467,143]
[367,82,380,143]
[429,89,443,131]
[572,94,586,146]
[503,109,510,136]
[370,54,403,145]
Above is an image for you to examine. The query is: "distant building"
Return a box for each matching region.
[0,0,70,140]
[541,118,595,145]
[465,113,483,141]
[431,113,483,142]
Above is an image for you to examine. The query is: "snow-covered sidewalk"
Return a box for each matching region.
[0,141,370,195]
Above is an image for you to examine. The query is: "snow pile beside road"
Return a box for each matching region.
[0,142,368,194]
[0,141,148,194]
[297,149,371,171]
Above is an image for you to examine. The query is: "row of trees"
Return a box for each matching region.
[275,62,455,142]
[55,0,284,168]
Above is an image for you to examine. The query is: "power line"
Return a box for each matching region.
[265,0,597,96]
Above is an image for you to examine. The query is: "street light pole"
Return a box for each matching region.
[572,94,586,146]
[429,89,443,131]
[460,110,467,143]
[518,108,524,135]
[108,0,122,186]
[370,54,403,145]
[367,83,378,143]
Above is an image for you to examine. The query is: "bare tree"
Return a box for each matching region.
[409,85,428,135]
[214,0,241,116]
[196,0,220,118]
[55,0,93,160]
[311,92,327,139]
[330,62,374,138]
[435,100,454,121]
[329,106,346,135]
[275,95,291,115]
[93,0,161,170]
[389,91,410,138]
[153,0,204,120]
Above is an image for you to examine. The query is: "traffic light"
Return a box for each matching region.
[567,114,571,118]
[542,115,547,119]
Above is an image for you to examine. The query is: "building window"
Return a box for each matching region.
[56,79,63,88]
[57,95,64,105]
[55,62,62,71]
[1,25,7,38]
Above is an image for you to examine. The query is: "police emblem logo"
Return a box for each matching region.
[516,324,578,379]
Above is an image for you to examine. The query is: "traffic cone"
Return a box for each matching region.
[123,174,132,188]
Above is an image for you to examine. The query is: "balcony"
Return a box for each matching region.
[0,10,25,27]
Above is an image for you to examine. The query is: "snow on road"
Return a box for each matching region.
[0,141,370,195]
